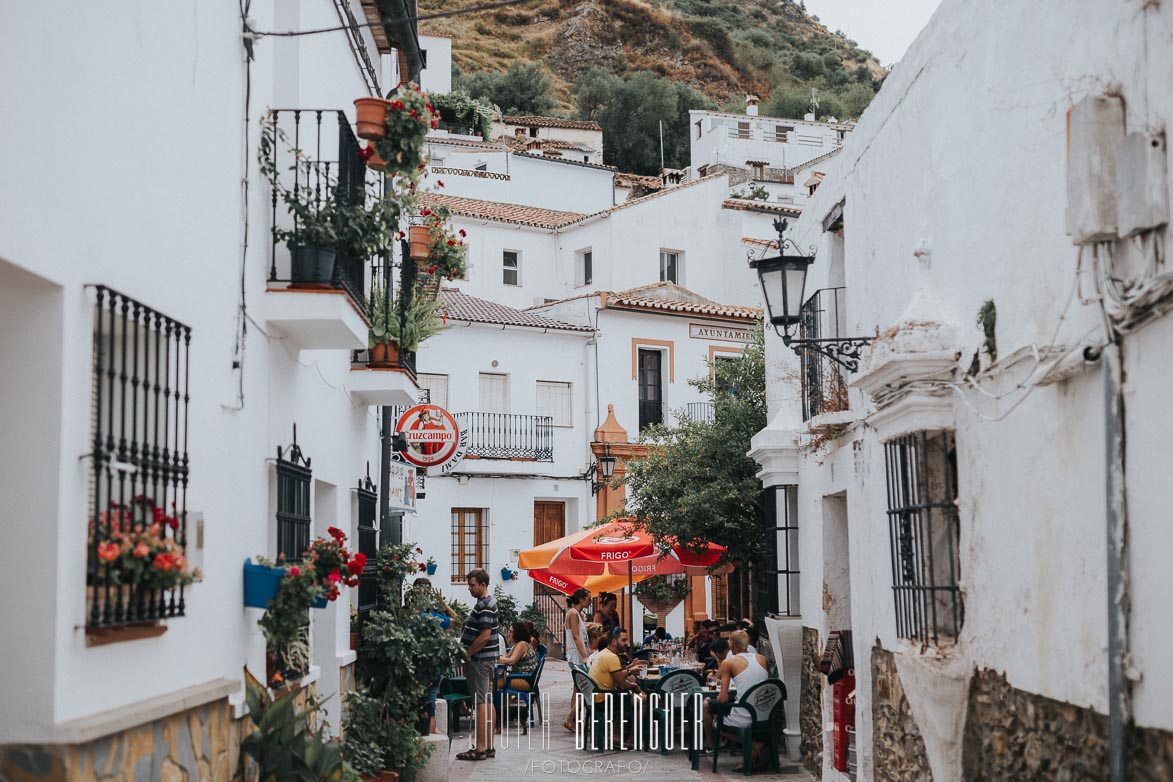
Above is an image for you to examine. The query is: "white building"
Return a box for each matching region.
[418,33,453,94]
[0,0,422,774]
[492,116,605,166]
[750,0,1173,779]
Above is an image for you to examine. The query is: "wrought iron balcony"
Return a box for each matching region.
[799,287,854,421]
[265,108,380,313]
[455,412,554,461]
[685,401,716,422]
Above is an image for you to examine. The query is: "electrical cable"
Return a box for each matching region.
[247,0,544,39]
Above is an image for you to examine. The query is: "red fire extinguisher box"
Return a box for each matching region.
[831,669,856,772]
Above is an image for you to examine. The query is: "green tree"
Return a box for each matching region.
[836,83,876,118]
[572,70,715,174]
[455,60,557,116]
[614,326,767,565]
[762,87,812,120]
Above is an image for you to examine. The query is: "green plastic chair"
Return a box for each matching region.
[438,676,471,736]
[571,668,619,752]
[648,669,703,762]
[712,679,787,776]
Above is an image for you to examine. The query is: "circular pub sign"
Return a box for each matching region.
[395,404,466,473]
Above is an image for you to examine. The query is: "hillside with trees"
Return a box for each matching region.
[420,0,886,173]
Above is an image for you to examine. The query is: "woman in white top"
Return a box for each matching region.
[562,588,592,731]
[702,630,771,770]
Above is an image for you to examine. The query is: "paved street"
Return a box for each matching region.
[445,661,815,782]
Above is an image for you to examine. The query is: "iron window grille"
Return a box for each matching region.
[798,287,854,420]
[87,286,191,629]
[685,401,715,423]
[356,465,378,617]
[451,508,488,583]
[884,430,963,644]
[276,426,312,562]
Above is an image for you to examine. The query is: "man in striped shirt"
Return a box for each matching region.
[457,568,502,761]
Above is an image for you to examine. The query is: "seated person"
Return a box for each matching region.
[586,633,609,668]
[583,623,606,665]
[702,631,770,770]
[587,628,648,745]
[643,627,673,645]
[496,622,538,691]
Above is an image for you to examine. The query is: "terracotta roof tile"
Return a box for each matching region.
[503,116,603,131]
[529,282,760,322]
[422,193,587,229]
[741,237,779,249]
[722,199,803,217]
[440,289,593,332]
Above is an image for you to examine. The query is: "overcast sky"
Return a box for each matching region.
[804,0,943,66]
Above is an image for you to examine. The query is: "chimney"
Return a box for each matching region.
[745,94,760,117]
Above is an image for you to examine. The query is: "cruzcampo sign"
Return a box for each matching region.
[395,404,468,475]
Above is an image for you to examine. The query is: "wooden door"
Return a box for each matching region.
[533,501,565,598]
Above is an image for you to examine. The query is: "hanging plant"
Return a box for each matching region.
[372,85,438,184]
[417,204,468,281]
[367,281,446,355]
[428,91,497,141]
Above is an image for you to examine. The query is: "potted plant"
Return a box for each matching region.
[372,85,438,184]
[367,286,445,365]
[347,543,465,781]
[240,666,352,781]
[407,225,430,261]
[417,204,468,280]
[634,575,692,621]
[429,91,497,141]
[354,97,392,141]
[500,565,518,582]
[425,556,437,576]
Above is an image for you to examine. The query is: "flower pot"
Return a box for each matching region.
[638,597,684,621]
[354,97,391,140]
[366,147,388,171]
[350,631,359,650]
[244,560,286,609]
[500,567,514,582]
[369,341,400,368]
[426,562,437,575]
[362,772,399,782]
[408,226,430,261]
[290,245,337,283]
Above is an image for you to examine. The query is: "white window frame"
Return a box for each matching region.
[416,373,449,409]
[536,380,574,427]
[576,248,593,287]
[659,249,683,285]
[503,250,521,287]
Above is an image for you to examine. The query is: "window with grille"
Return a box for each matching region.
[451,508,488,582]
[478,373,509,414]
[276,429,312,562]
[417,373,449,409]
[536,381,573,426]
[87,286,191,629]
[884,430,962,644]
[711,574,729,620]
[503,250,520,286]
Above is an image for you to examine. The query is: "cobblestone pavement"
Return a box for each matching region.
[445,660,815,782]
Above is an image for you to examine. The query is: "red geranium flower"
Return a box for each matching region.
[418,563,427,572]
[289,566,301,577]
[420,208,432,216]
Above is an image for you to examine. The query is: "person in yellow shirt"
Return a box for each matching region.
[587,628,647,746]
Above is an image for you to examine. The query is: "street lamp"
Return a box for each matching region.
[591,448,617,495]
[750,218,813,345]
[750,218,871,371]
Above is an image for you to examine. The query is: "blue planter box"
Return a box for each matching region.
[426,563,438,575]
[243,559,328,609]
[500,567,514,582]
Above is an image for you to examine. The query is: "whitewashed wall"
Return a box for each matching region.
[425,153,616,214]
[689,110,848,172]
[0,0,394,739]
[418,34,452,94]
[762,0,1173,777]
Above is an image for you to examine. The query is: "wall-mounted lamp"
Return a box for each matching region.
[591,448,617,495]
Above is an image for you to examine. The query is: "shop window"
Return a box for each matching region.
[884,430,962,643]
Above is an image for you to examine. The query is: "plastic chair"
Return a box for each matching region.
[712,679,788,776]
[497,646,547,728]
[438,676,471,736]
[570,668,613,752]
[633,648,653,662]
[648,669,703,762]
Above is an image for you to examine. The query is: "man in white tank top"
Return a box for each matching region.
[701,630,770,769]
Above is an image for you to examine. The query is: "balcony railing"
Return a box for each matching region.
[266,108,379,312]
[684,401,715,422]
[799,287,852,421]
[455,412,554,461]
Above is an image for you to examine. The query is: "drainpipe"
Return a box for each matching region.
[1104,340,1129,782]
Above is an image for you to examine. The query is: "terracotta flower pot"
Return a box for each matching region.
[408,225,430,261]
[350,631,359,650]
[354,97,391,140]
[362,772,399,782]
[366,147,388,171]
[369,342,399,368]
